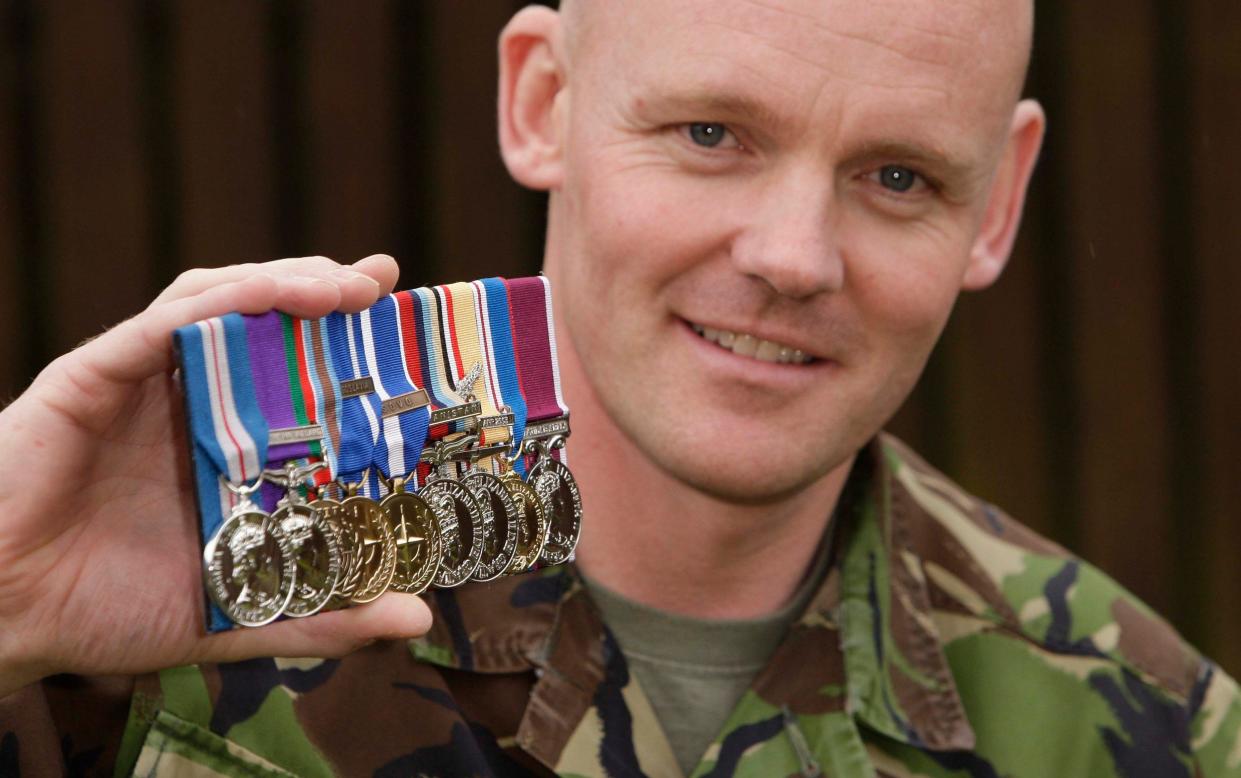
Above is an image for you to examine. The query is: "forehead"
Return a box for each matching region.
[573,0,1024,150]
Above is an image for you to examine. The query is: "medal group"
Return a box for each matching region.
[175,276,581,631]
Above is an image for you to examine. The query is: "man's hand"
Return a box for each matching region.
[0,255,432,698]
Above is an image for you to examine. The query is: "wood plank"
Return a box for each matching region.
[1059,0,1174,613]
[41,0,152,355]
[0,0,24,398]
[938,226,1054,538]
[173,0,275,272]
[1188,0,1241,675]
[423,0,543,283]
[303,1,398,265]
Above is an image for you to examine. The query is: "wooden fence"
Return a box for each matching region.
[1,1,1239,675]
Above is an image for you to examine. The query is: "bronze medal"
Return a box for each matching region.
[529,456,583,566]
[380,477,442,595]
[339,487,397,603]
[500,471,549,575]
[313,495,363,608]
[420,476,485,588]
[463,469,520,582]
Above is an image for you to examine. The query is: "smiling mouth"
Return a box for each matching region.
[689,322,815,365]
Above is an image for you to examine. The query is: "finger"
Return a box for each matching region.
[149,256,341,307]
[149,254,398,309]
[192,593,433,665]
[327,266,386,313]
[351,254,401,295]
[63,274,286,386]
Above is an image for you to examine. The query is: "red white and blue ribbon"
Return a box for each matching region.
[359,295,432,482]
[175,312,269,631]
[325,311,384,497]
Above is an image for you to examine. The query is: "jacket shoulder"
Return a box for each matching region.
[878,433,1206,704]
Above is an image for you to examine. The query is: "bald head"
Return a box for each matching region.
[559,0,1034,107]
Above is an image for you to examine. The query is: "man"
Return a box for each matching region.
[0,0,1237,775]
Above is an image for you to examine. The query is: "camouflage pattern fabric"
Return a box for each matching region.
[3,434,1239,777]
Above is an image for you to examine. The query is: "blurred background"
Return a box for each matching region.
[0,1,1238,675]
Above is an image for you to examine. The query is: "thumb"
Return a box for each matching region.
[192,593,433,664]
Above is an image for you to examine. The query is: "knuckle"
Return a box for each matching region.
[174,267,209,287]
[301,255,339,269]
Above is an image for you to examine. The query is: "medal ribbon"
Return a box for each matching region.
[507,276,570,465]
[359,295,432,481]
[302,317,344,483]
[506,277,568,421]
[324,310,383,494]
[245,311,315,461]
[244,311,318,507]
[284,314,332,489]
[177,313,269,505]
[175,313,268,631]
[475,278,527,460]
[440,282,510,447]
[409,287,470,437]
[396,290,444,485]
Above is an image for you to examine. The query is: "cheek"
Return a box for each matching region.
[843,219,970,352]
[564,154,738,315]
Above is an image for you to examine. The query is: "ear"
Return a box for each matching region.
[961,99,1046,290]
[498,6,568,191]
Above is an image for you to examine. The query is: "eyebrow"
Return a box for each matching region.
[632,88,791,134]
[849,139,975,178]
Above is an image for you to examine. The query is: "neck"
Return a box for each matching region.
[560,336,853,621]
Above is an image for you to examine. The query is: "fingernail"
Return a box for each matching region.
[308,277,336,290]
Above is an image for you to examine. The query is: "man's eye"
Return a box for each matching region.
[683,123,738,149]
[876,165,921,193]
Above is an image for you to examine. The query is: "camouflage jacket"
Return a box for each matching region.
[4,435,1240,777]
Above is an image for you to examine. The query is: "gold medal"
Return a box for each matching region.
[380,476,442,595]
[310,492,362,609]
[339,482,397,603]
[500,468,549,575]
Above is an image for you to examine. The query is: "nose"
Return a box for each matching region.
[730,168,844,299]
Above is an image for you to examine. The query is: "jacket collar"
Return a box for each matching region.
[834,435,976,751]
[409,435,976,764]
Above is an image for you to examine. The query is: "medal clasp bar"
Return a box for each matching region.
[268,424,324,446]
[381,389,430,418]
[340,376,376,398]
[524,415,571,443]
[429,400,482,426]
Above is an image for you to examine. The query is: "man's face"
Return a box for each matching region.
[543,0,1031,502]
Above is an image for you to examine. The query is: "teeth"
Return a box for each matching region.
[732,334,757,357]
[691,323,813,364]
[755,340,781,361]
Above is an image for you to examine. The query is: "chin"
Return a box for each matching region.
[650,437,852,506]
